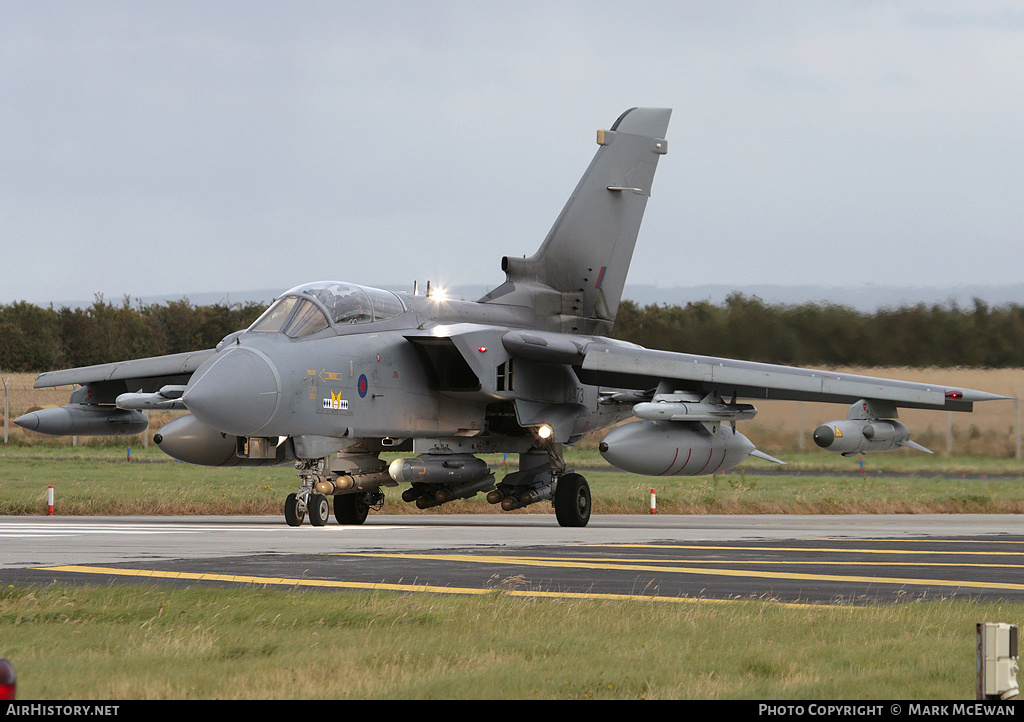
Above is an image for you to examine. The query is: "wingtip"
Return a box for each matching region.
[957,390,1013,403]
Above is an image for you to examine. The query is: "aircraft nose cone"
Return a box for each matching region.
[182,346,280,437]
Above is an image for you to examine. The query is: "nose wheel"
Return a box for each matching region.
[308,494,330,526]
[284,492,305,526]
[285,492,330,526]
[285,489,382,526]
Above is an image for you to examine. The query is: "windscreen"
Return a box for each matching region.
[248,297,298,334]
[283,299,330,337]
[248,282,406,336]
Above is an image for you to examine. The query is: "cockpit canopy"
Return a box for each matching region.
[248,281,406,338]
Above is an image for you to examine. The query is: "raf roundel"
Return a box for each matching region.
[357,374,369,398]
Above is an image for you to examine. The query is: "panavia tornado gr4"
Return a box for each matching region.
[16,108,1007,527]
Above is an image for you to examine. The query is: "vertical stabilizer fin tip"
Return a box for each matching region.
[481,107,673,335]
[610,107,639,130]
[609,106,672,138]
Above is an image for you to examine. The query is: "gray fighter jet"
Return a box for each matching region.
[16,108,1007,527]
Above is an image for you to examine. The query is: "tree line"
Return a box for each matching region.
[612,294,1024,368]
[0,296,268,373]
[2,292,1024,373]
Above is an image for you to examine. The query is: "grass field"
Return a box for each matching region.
[2,445,1024,516]
[2,584,1022,700]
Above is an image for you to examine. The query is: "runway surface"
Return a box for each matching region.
[1,514,1022,606]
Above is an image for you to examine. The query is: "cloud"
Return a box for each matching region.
[2,1,1022,306]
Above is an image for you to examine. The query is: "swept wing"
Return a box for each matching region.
[576,342,1006,412]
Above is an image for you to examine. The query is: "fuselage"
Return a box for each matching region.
[179,281,637,458]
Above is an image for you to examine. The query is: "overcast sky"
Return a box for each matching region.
[2,1,1023,307]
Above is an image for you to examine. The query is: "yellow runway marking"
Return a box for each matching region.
[331,552,1024,593]
[441,555,1024,569]
[40,565,464,594]
[809,538,1024,545]
[38,535,1024,606]
[36,565,813,607]
[572,543,1024,557]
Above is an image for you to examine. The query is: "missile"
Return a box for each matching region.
[115,385,188,410]
[598,389,649,405]
[813,419,932,455]
[416,477,496,509]
[14,405,147,436]
[599,420,763,476]
[388,454,491,485]
[632,399,757,423]
[498,484,554,511]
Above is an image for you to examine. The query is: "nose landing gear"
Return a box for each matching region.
[284,492,306,527]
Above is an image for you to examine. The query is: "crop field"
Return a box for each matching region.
[743,367,1024,459]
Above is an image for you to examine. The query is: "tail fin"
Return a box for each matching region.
[480,107,671,334]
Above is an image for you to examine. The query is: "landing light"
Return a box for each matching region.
[537,424,553,440]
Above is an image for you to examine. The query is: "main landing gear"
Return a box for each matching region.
[283,442,592,528]
[553,472,591,527]
[485,446,592,527]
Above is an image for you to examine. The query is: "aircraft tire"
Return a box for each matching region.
[284,493,304,526]
[554,473,591,528]
[334,492,370,525]
[309,494,330,527]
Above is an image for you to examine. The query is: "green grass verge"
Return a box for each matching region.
[1,583,1021,700]
[2,445,1023,516]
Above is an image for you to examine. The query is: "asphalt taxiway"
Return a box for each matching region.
[1,514,1022,605]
